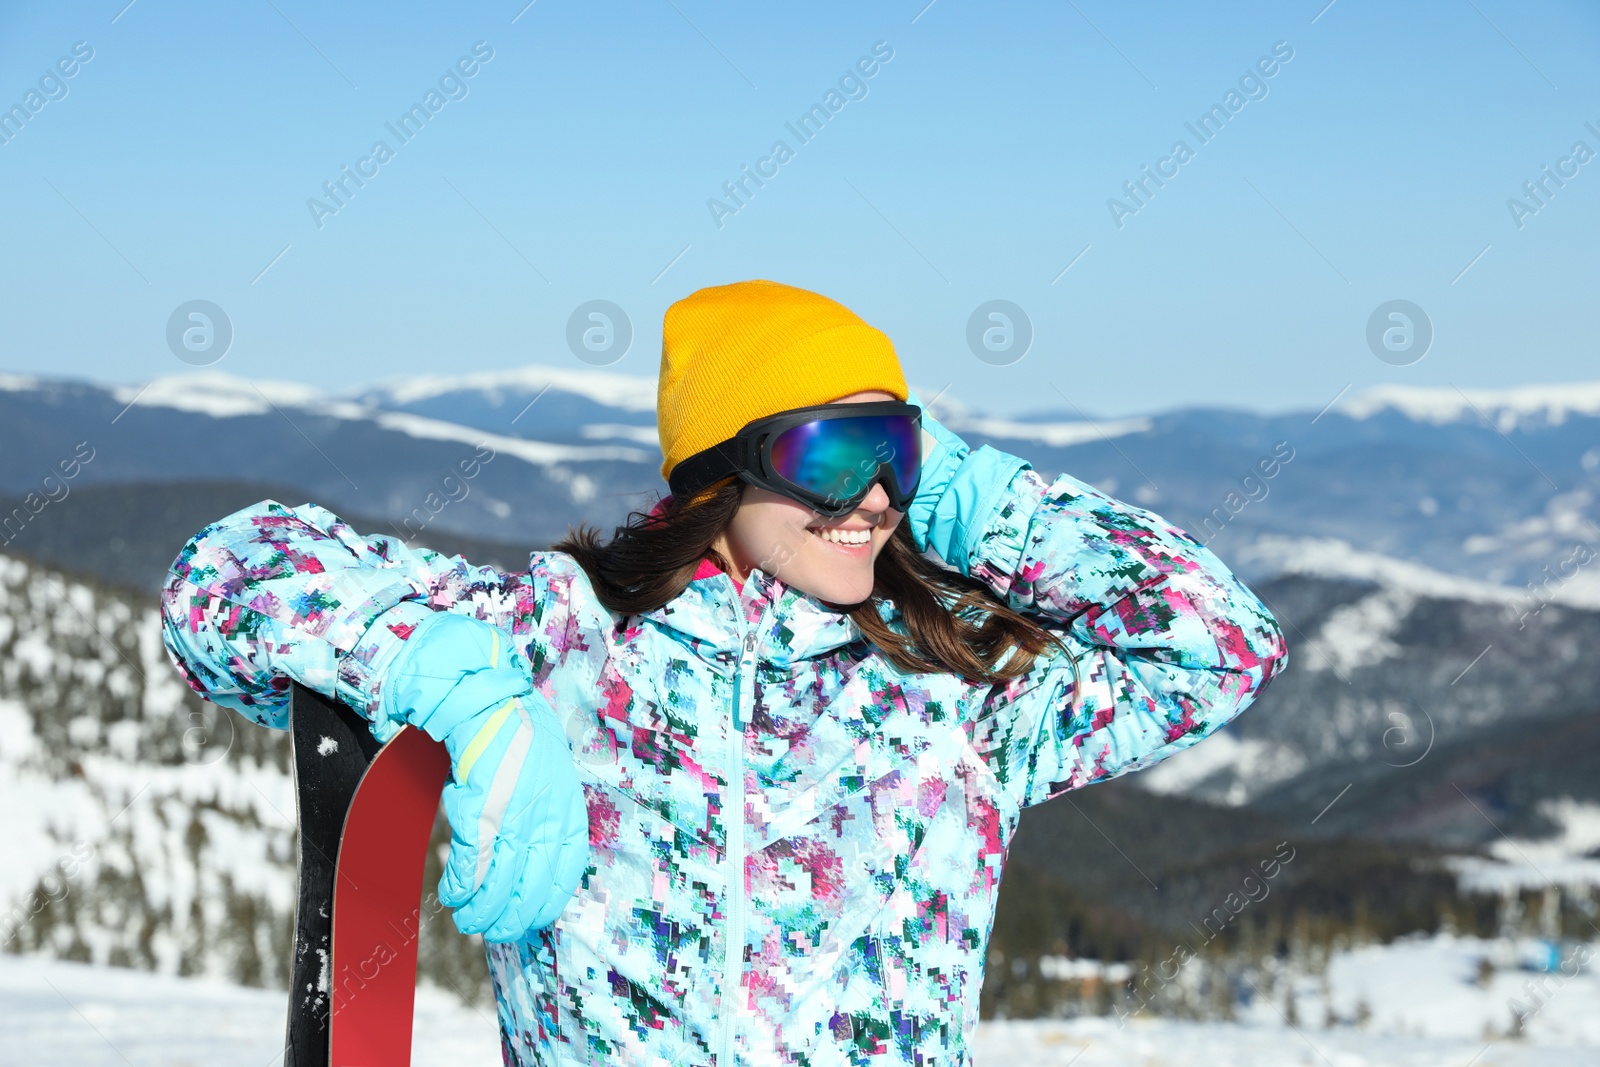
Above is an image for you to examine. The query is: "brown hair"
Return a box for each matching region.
[553,478,1070,684]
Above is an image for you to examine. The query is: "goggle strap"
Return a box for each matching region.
[667,436,748,499]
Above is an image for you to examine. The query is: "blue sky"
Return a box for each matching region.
[1,0,1596,417]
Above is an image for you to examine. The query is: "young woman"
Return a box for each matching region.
[161,279,1286,1065]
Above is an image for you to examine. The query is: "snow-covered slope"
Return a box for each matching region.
[0,955,500,1066]
[0,550,293,985]
[4,942,1596,1066]
[1138,544,1600,827]
[1237,535,1530,606]
[0,551,489,1002]
[1449,799,1600,896]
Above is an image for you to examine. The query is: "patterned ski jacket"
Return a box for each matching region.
[161,435,1286,1067]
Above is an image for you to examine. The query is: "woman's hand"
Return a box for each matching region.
[904,388,970,549]
[904,388,1030,574]
[380,612,590,941]
[435,689,590,938]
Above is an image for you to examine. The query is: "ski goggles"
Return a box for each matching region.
[667,401,922,517]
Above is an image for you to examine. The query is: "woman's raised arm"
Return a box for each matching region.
[160,499,537,735]
[162,499,600,937]
[907,404,1288,808]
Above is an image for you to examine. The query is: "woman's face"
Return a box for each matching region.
[710,390,904,607]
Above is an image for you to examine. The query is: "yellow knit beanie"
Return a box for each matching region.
[657,280,908,483]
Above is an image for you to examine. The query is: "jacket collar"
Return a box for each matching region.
[641,564,864,665]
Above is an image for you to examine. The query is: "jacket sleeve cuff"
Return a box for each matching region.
[920,446,1033,576]
[334,598,440,735]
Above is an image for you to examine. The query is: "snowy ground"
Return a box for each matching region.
[3,932,1599,1066]
[0,955,500,1066]
[976,1018,1592,1067]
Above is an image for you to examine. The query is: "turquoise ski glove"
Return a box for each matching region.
[906,388,1031,575]
[378,611,589,941]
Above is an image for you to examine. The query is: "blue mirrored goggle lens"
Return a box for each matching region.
[768,414,920,505]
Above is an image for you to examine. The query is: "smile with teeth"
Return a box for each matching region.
[809,526,873,546]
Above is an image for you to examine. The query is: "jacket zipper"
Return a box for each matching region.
[718,628,757,1066]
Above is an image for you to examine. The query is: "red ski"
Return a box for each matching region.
[286,683,452,1067]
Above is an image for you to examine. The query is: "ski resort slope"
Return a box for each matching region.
[0,956,501,1066]
[3,942,1599,1066]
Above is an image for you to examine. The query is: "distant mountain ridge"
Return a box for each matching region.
[1335,381,1600,431]
[4,368,1596,595]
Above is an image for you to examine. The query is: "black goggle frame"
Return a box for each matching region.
[667,401,923,518]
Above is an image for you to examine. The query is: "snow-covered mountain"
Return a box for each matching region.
[1336,381,1600,431]
[0,372,663,555]
[1140,544,1600,834]
[352,364,659,441]
[6,364,1596,828]
[4,365,1599,1025]
[5,369,1597,595]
